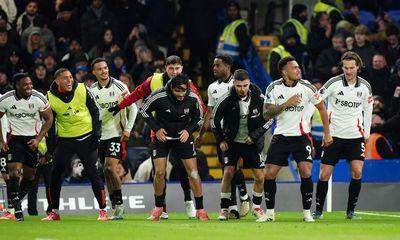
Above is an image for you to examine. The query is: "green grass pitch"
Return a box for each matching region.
[0,211,399,240]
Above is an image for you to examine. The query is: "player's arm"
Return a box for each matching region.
[28,106,54,150]
[139,93,162,135]
[186,96,203,135]
[109,77,152,115]
[263,94,300,120]
[0,111,8,152]
[121,85,138,142]
[210,97,226,144]
[315,100,332,146]
[249,99,274,141]
[86,87,102,138]
[195,106,213,148]
[363,91,373,140]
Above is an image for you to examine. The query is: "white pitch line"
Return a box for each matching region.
[356,211,400,218]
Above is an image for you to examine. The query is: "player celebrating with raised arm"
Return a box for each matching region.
[263,56,332,222]
[312,51,373,220]
[90,58,137,220]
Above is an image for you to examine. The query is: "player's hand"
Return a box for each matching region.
[1,142,9,152]
[244,136,254,145]
[120,130,130,142]
[322,133,333,147]
[219,141,229,152]
[194,135,202,148]
[27,138,40,151]
[108,105,121,116]
[38,157,47,165]
[286,94,301,107]
[156,128,168,142]
[179,130,189,143]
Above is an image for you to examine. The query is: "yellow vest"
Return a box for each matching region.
[281,18,308,45]
[48,83,93,138]
[149,73,165,93]
[267,45,292,73]
[217,19,248,56]
[313,0,343,18]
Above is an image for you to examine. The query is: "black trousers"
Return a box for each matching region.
[28,163,52,214]
[49,137,106,210]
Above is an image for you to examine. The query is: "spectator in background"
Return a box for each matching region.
[0,66,12,94]
[64,158,88,183]
[74,64,89,83]
[308,12,333,65]
[60,39,88,69]
[344,2,360,27]
[390,86,400,117]
[88,27,120,62]
[0,27,11,64]
[0,0,17,31]
[22,27,47,68]
[82,72,97,88]
[372,95,389,120]
[369,54,392,105]
[313,0,344,27]
[281,4,309,48]
[51,1,80,57]
[352,25,376,75]
[313,33,346,83]
[129,45,153,87]
[16,0,44,36]
[123,23,159,68]
[364,114,395,160]
[377,25,400,69]
[216,1,249,71]
[30,63,52,92]
[80,0,119,51]
[119,72,134,92]
[33,17,57,54]
[109,50,127,79]
[4,48,26,80]
[42,51,57,76]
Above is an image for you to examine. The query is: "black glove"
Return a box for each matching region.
[90,135,101,150]
[108,105,121,116]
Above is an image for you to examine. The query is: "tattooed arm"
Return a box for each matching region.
[263,94,301,120]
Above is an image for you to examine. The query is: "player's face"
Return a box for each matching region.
[283,60,302,81]
[56,70,74,92]
[16,77,33,98]
[165,64,183,79]
[342,60,359,81]
[171,84,187,101]
[93,61,109,81]
[233,79,250,98]
[213,58,229,79]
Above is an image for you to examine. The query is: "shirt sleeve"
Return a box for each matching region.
[307,84,322,106]
[118,77,152,109]
[363,86,373,139]
[207,86,216,107]
[120,83,137,132]
[264,85,275,105]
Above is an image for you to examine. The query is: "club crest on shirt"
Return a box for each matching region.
[29,103,34,109]
[368,95,373,103]
[319,87,326,95]
[357,91,362,98]
[184,108,189,114]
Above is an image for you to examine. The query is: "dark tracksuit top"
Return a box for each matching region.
[140,82,203,138]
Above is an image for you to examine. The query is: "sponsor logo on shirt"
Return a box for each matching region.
[334,98,362,108]
[284,105,304,112]
[11,112,36,118]
[99,101,118,109]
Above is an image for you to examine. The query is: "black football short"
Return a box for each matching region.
[266,134,313,166]
[321,137,365,166]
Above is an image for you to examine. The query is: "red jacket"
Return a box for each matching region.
[118,73,206,113]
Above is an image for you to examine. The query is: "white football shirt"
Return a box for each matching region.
[319,74,373,139]
[90,78,137,140]
[264,78,322,136]
[207,75,234,107]
[0,90,49,136]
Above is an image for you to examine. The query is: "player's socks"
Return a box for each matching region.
[229,178,237,206]
[347,178,361,212]
[94,189,107,209]
[194,196,204,209]
[19,178,34,200]
[114,189,123,205]
[5,180,14,210]
[109,193,115,208]
[155,195,164,208]
[234,170,248,200]
[180,176,192,202]
[220,192,231,209]
[315,180,328,213]
[252,190,263,206]
[264,179,276,209]
[300,177,313,210]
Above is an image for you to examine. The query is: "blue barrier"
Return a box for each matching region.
[311,159,400,182]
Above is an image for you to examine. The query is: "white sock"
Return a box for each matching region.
[52,209,59,214]
[266,209,275,215]
[303,209,311,216]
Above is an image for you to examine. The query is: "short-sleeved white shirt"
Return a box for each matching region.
[264,78,322,136]
[319,74,373,139]
[207,76,233,107]
[90,78,135,140]
[0,90,49,136]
